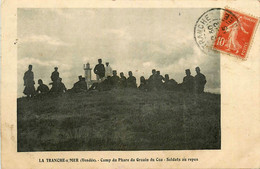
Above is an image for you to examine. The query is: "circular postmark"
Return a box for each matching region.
[194,8,238,55]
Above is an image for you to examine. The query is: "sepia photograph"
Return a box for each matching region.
[17,8,221,152]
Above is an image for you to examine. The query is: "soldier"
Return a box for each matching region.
[164,74,178,90]
[119,72,127,88]
[23,65,35,97]
[71,76,87,92]
[126,71,137,88]
[155,70,164,89]
[51,67,59,83]
[194,67,207,94]
[138,76,148,91]
[56,78,67,93]
[110,70,120,87]
[182,69,194,93]
[105,62,113,78]
[148,69,157,90]
[94,59,105,81]
[36,79,49,94]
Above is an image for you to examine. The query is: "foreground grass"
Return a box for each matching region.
[17,89,220,151]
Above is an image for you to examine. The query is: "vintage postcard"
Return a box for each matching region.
[1,0,260,169]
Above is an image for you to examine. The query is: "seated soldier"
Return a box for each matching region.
[155,70,164,89]
[89,76,112,91]
[163,74,178,90]
[56,78,67,94]
[71,76,87,92]
[98,76,112,91]
[119,72,127,88]
[110,70,120,88]
[138,76,148,91]
[126,71,137,88]
[36,79,49,94]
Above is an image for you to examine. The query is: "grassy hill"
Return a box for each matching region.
[17,89,220,151]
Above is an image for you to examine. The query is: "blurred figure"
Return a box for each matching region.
[105,62,113,78]
[110,70,120,87]
[148,69,157,90]
[36,79,49,94]
[194,67,207,94]
[51,67,59,83]
[155,70,164,89]
[56,78,67,93]
[138,76,148,91]
[23,65,35,97]
[50,78,66,94]
[182,69,194,93]
[71,75,88,92]
[94,59,105,81]
[126,71,137,88]
[119,72,127,88]
[163,74,178,91]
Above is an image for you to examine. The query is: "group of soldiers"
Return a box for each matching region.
[23,65,67,97]
[22,59,207,98]
[90,59,206,93]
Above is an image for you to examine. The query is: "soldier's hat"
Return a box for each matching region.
[195,67,200,71]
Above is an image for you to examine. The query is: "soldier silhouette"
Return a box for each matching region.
[110,70,120,87]
[36,79,49,95]
[148,69,157,90]
[23,65,35,97]
[94,59,105,81]
[155,70,164,89]
[71,75,87,92]
[182,69,194,93]
[51,67,59,83]
[119,72,127,88]
[138,76,148,91]
[194,67,207,94]
[126,71,137,88]
[164,74,178,91]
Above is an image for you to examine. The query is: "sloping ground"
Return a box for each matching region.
[17,89,220,151]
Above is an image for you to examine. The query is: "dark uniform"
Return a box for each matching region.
[183,75,194,92]
[94,64,105,79]
[138,76,148,91]
[119,75,127,88]
[51,71,59,82]
[36,84,49,94]
[194,73,206,94]
[110,75,120,87]
[23,69,35,97]
[127,76,137,88]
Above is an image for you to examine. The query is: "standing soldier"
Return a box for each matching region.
[148,69,157,90]
[23,65,35,97]
[126,71,137,88]
[182,69,194,93]
[194,67,207,94]
[105,62,113,78]
[94,59,105,81]
[51,67,59,83]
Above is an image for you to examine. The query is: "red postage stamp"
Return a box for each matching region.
[213,8,259,59]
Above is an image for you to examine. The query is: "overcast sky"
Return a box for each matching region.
[17,8,220,97]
